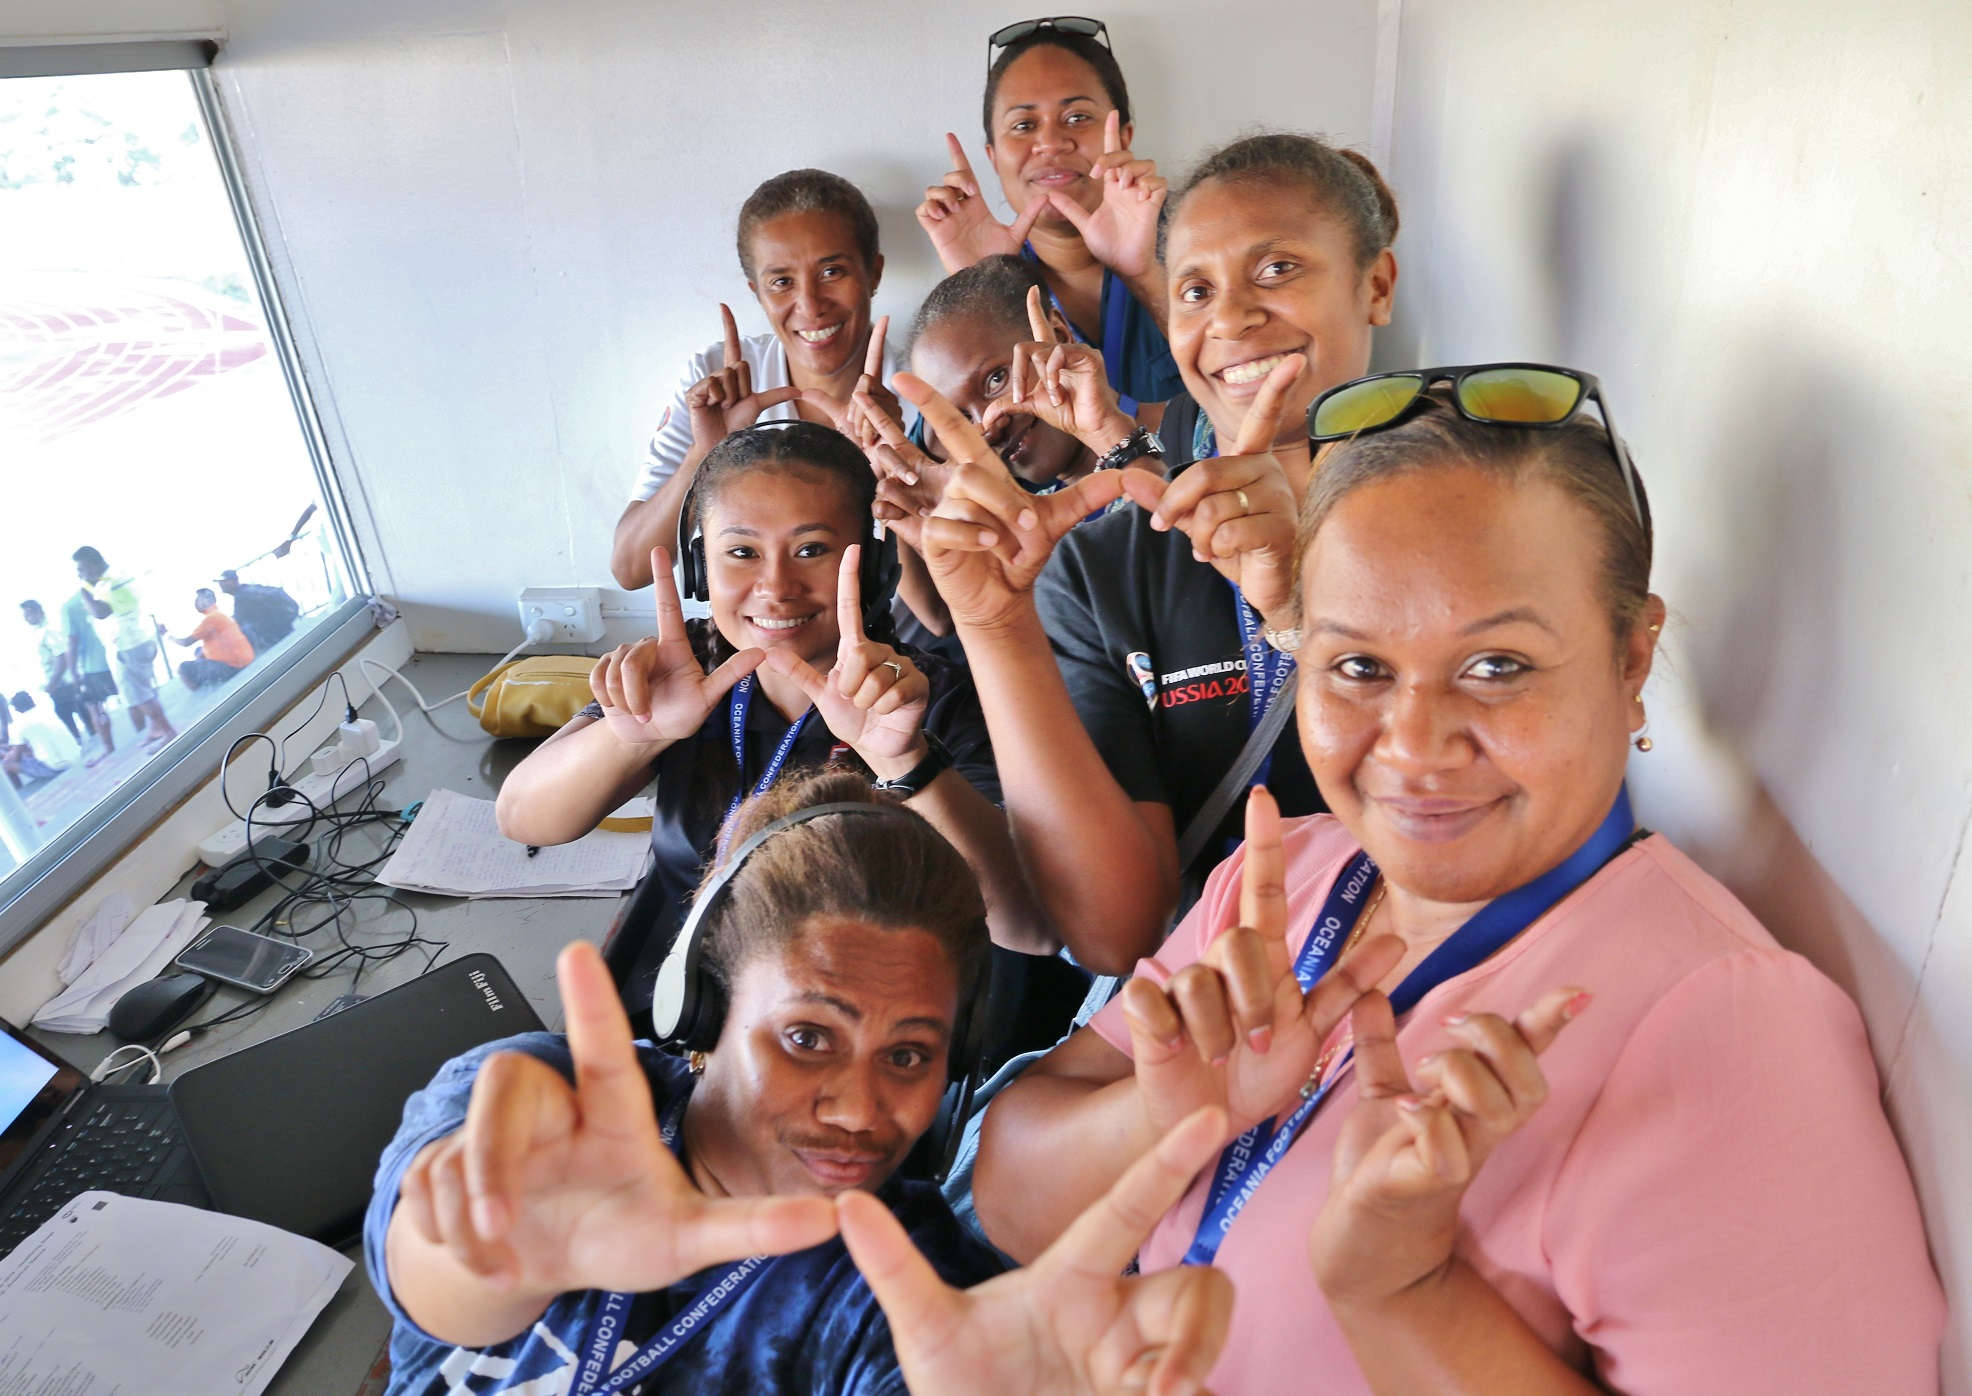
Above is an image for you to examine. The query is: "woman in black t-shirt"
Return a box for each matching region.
[900,133,1402,976]
[498,423,1047,1014]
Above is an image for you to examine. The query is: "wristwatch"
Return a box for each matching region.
[872,733,953,799]
[1095,425,1166,474]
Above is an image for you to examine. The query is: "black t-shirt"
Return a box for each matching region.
[1034,410,1324,912]
[597,620,1001,1015]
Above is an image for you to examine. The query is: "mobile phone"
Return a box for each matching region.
[174,924,313,995]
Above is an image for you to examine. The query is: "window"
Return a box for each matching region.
[0,53,372,943]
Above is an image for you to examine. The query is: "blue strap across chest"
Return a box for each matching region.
[1181,787,1637,1267]
[572,1094,772,1396]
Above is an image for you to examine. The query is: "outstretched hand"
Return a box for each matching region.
[1043,111,1167,280]
[1120,354,1306,627]
[588,547,764,747]
[916,133,1048,274]
[394,942,838,1301]
[857,390,953,556]
[763,545,931,778]
[687,304,803,455]
[839,1106,1236,1396]
[1119,786,1403,1141]
[1310,986,1588,1309]
[898,372,1131,633]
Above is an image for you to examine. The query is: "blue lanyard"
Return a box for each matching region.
[720,676,810,857]
[1182,787,1638,1267]
[572,1096,773,1395]
[1229,583,1293,792]
[1020,243,1138,416]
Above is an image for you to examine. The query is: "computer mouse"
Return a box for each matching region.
[109,972,214,1043]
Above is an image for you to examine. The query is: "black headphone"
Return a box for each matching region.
[673,422,901,634]
[651,801,985,1081]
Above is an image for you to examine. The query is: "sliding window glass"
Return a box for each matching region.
[0,58,366,930]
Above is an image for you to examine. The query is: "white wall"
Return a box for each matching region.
[188,0,1385,651]
[1385,0,1972,1385]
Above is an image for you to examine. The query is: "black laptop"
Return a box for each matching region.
[0,952,542,1258]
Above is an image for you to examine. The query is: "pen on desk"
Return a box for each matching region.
[526,845,541,858]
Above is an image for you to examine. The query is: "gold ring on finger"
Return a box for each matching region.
[1235,488,1253,515]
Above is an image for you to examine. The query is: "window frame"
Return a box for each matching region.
[0,54,377,950]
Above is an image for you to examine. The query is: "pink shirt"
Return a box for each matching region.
[1090,815,1942,1394]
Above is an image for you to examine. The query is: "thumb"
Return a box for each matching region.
[1047,189,1095,235]
[1008,194,1048,245]
[836,1190,965,1359]
[763,645,829,702]
[1119,468,1169,513]
[799,387,850,429]
[1230,352,1307,457]
[752,385,803,412]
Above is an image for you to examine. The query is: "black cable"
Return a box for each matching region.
[276,670,354,772]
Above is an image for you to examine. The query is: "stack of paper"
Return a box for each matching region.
[33,898,211,1034]
[378,788,651,898]
[0,1191,349,1395]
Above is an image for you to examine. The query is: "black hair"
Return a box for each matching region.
[10,692,32,714]
[906,254,1048,356]
[982,29,1131,143]
[690,420,876,535]
[1300,385,1653,641]
[1160,131,1400,268]
[195,587,216,604]
[735,169,881,283]
[71,546,106,571]
[19,599,42,614]
[700,768,990,1012]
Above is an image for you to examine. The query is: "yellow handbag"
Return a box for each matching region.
[465,656,597,738]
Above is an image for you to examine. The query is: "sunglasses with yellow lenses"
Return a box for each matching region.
[1307,363,1644,524]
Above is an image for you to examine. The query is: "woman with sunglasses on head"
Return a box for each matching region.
[897,133,1399,976]
[613,169,911,591]
[504,422,1049,1025]
[374,774,1240,1395]
[962,374,1942,1392]
[916,17,1181,410]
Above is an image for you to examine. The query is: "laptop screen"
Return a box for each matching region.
[0,1022,88,1177]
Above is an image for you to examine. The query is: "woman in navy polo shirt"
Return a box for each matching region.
[499,422,1047,1021]
[916,16,1182,409]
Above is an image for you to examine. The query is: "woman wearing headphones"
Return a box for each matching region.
[917,17,1181,407]
[501,423,1047,1022]
[372,773,1245,1395]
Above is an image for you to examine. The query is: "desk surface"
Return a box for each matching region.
[31,653,623,1395]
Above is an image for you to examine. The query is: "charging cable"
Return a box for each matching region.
[90,1036,190,1086]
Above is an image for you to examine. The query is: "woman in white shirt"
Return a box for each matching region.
[612,168,910,589]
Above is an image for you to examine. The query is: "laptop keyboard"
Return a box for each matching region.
[0,1097,185,1257]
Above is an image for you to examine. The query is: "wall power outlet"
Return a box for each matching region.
[517,587,603,643]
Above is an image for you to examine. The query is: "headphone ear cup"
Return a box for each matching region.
[677,975,727,1054]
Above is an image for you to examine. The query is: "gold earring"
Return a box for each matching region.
[687,1050,707,1076]
[1633,696,1653,752]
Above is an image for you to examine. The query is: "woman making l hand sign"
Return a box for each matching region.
[978,376,1942,1392]
[504,422,1047,1024]
[916,19,1180,405]
[613,169,910,590]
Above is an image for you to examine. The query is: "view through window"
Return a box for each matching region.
[0,69,353,881]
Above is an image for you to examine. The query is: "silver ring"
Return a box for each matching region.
[1235,488,1253,515]
[880,660,903,678]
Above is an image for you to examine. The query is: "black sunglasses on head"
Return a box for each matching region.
[987,15,1112,67]
[1306,363,1645,526]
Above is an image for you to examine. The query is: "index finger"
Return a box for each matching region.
[1348,991,1412,1101]
[650,546,686,644]
[1515,985,1593,1056]
[1229,351,1308,457]
[836,1190,964,1359]
[720,302,742,370]
[945,131,976,182]
[1238,785,1288,947]
[895,372,996,471]
[556,941,656,1123]
[1025,283,1054,344]
[1047,1106,1226,1277]
[837,543,866,648]
[864,314,889,379]
[1104,107,1122,155]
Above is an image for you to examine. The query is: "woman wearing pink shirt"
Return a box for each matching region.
[926,370,1942,1392]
